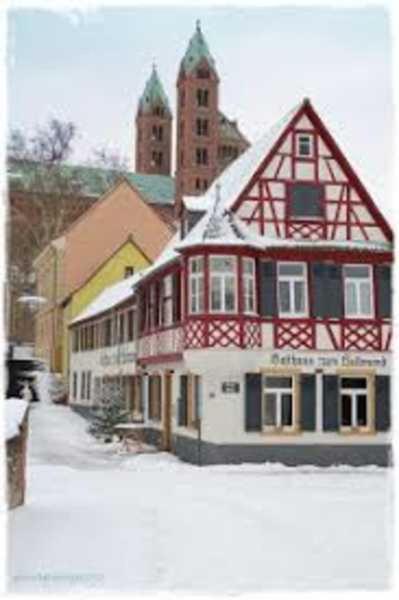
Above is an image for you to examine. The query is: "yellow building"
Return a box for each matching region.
[61,236,150,378]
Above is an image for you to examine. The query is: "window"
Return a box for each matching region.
[86,371,92,401]
[196,147,208,165]
[196,68,210,79]
[263,375,295,431]
[81,372,86,400]
[189,257,204,314]
[277,263,308,317]
[340,376,369,431]
[127,308,135,341]
[148,285,156,330]
[148,374,162,421]
[73,372,77,400]
[344,265,373,318]
[290,183,323,219]
[118,312,125,343]
[196,118,209,136]
[151,151,163,167]
[160,276,173,326]
[152,125,163,141]
[210,256,237,313]
[243,258,256,314]
[153,106,164,117]
[125,266,134,278]
[104,318,112,346]
[196,88,209,107]
[296,134,313,157]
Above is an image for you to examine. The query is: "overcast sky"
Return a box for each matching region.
[7,5,393,216]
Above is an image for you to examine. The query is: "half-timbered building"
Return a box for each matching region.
[69,98,393,466]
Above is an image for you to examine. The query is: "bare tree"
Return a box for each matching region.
[7,119,88,341]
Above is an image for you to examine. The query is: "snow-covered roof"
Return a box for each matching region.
[182,195,206,212]
[71,271,143,325]
[193,100,302,216]
[136,230,180,281]
[6,399,29,441]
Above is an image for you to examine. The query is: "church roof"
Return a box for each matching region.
[138,65,171,116]
[218,111,249,145]
[180,21,216,75]
[8,160,175,206]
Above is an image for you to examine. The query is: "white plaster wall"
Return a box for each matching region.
[182,348,391,446]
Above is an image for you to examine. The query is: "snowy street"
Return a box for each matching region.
[8,398,393,592]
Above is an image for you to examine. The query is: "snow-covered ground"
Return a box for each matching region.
[8,399,393,592]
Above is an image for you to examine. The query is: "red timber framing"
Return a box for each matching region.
[232,99,393,244]
[178,244,392,353]
[136,261,184,365]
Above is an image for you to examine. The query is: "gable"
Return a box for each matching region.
[234,100,392,244]
[70,240,148,320]
[63,180,172,297]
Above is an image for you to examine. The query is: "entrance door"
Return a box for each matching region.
[162,372,172,450]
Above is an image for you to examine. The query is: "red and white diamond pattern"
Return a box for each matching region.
[243,321,262,348]
[208,320,241,348]
[288,222,325,240]
[276,321,314,350]
[343,322,380,351]
[184,319,206,349]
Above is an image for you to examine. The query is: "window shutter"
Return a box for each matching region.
[322,375,339,431]
[245,373,262,431]
[312,264,343,319]
[178,375,188,426]
[375,375,390,431]
[300,374,316,431]
[376,266,392,319]
[312,263,327,317]
[148,376,154,419]
[172,272,181,323]
[259,261,276,317]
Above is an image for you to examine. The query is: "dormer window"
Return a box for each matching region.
[197,68,210,79]
[296,134,313,157]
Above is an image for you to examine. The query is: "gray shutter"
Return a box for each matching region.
[326,265,343,318]
[259,261,277,317]
[375,375,390,431]
[323,375,339,431]
[245,373,262,431]
[300,374,316,431]
[312,263,327,318]
[376,266,392,319]
[312,263,343,318]
[178,375,188,426]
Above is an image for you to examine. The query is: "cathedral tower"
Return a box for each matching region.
[135,65,172,176]
[175,21,220,211]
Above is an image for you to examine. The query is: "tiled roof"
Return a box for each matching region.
[138,65,171,116]
[181,21,216,75]
[218,111,249,145]
[8,161,175,206]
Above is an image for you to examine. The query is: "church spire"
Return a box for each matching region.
[135,64,172,175]
[137,64,171,117]
[180,20,217,77]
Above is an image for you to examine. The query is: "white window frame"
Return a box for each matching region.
[242,257,256,314]
[339,376,370,432]
[277,262,308,318]
[262,374,296,432]
[189,256,204,314]
[296,133,314,158]
[344,264,374,319]
[209,255,237,314]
